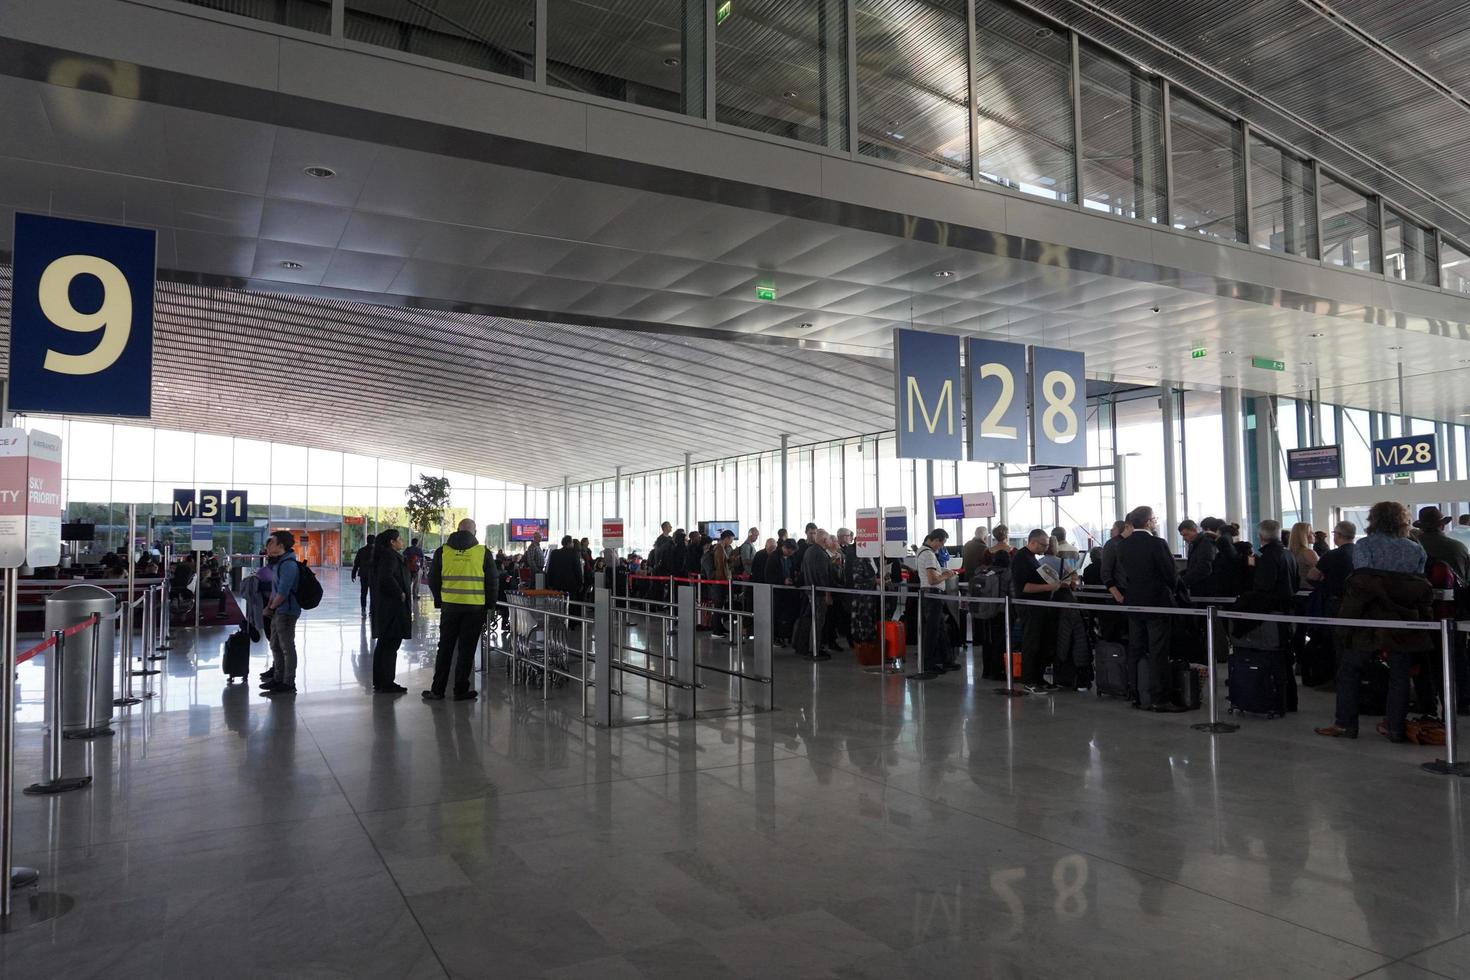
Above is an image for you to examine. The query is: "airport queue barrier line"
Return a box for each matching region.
[730,577,1464,776]
[497,583,774,728]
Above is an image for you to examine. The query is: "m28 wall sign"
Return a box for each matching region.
[895,328,1087,467]
[9,213,155,417]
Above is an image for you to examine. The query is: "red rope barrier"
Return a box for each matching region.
[15,614,100,665]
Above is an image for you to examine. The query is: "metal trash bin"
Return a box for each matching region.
[44,585,116,733]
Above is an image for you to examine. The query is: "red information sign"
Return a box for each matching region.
[602,518,625,549]
[855,508,880,559]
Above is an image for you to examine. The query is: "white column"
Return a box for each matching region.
[1222,387,1244,523]
[1161,385,1180,552]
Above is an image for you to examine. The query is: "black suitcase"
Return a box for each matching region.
[1095,640,1131,700]
[1173,659,1202,710]
[1228,650,1282,717]
[1357,655,1390,715]
[223,629,250,682]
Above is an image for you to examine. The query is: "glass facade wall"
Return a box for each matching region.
[1078,42,1166,222]
[1169,93,1246,242]
[1384,208,1438,285]
[855,0,970,179]
[25,416,546,562]
[184,0,1470,297]
[1320,173,1382,272]
[1442,239,1470,294]
[1249,135,1317,258]
[972,0,1075,202]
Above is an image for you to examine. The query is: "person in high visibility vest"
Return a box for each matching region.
[423,518,498,701]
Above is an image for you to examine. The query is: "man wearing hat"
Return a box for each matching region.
[1415,506,1470,581]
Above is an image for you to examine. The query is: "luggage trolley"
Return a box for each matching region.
[507,589,574,691]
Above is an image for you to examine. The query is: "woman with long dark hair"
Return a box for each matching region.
[370,528,411,694]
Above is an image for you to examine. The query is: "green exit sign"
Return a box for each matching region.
[756,285,776,301]
[1190,347,1207,359]
[716,1,732,25]
[1251,356,1285,372]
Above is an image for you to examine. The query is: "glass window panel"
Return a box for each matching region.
[306,448,343,488]
[854,0,969,178]
[152,430,195,483]
[377,458,411,492]
[195,434,234,483]
[1249,136,1317,258]
[232,438,271,485]
[1169,93,1244,242]
[548,0,704,116]
[973,0,1074,201]
[1078,43,1165,222]
[1442,240,1470,294]
[271,443,307,482]
[344,0,536,80]
[1384,209,1437,285]
[112,427,154,482]
[66,421,113,481]
[178,0,330,32]
[342,453,377,486]
[272,485,306,522]
[715,0,849,150]
[1320,174,1380,272]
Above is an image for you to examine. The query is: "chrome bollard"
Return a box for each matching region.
[25,630,93,796]
[995,594,1026,697]
[1192,605,1238,734]
[1423,618,1470,776]
[148,585,167,660]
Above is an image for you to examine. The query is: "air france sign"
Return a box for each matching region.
[9,213,155,417]
[895,327,1087,467]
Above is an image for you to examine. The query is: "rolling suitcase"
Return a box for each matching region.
[1228,650,1282,717]
[1357,655,1390,715]
[222,628,250,682]
[1173,659,1202,710]
[1094,640,1130,700]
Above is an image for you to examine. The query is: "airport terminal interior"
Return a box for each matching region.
[2,0,1470,976]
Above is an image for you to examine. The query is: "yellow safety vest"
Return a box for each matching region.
[439,544,487,605]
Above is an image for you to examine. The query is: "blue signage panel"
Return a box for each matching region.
[968,338,1029,464]
[893,328,963,460]
[172,488,196,522]
[223,489,249,524]
[1029,346,1086,467]
[9,213,154,417]
[1372,433,1437,475]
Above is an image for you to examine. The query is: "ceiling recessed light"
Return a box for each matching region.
[1301,361,1314,366]
[1145,364,1158,369]
[1388,345,1404,350]
[782,90,798,99]
[663,57,680,67]
[798,322,813,329]
[1222,349,1235,355]
[933,270,955,278]
[1222,374,1235,379]
[1308,332,1325,339]
[303,166,335,179]
[1034,27,1053,38]
[281,260,303,270]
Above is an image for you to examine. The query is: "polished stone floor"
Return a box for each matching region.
[1,570,1467,978]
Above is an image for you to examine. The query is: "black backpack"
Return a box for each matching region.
[294,560,323,610]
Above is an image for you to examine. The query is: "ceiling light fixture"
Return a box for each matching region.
[1222,374,1235,379]
[782,90,798,99]
[1308,332,1325,339]
[281,260,303,270]
[1145,363,1158,369]
[933,270,955,278]
[798,322,813,329]
[1222,349,1235,355]
[1034,27,1053,38]
[1388,345,1404,350]
[303,166,335,179]
[663,57,680,67]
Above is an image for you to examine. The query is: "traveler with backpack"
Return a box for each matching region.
[261,530,306,696]
[424,519,497,702]
[370,529,412,695]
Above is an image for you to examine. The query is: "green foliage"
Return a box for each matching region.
[404,475,452,538]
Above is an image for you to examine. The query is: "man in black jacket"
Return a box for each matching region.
[1178,520,1217,595]
[1111,506,1185,712]
[545,535,587,596]
[795,530,835,661]
[350,534,376,616]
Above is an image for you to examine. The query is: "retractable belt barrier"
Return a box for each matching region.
[793,581,1463,775]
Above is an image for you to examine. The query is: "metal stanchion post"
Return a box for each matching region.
[1192,605,1238,734]
[907,587,936,681]
[593,587,612,726]
[133,590,160,677]
[66,614,112,740]
[113,604,140,707]
[995,594,1027,697]
[752,582,773,711]
[2,567,41,913]
[25,629,91,796]
[807,583,823,661]
[1423,618,1470,776]
[147,584,167,661]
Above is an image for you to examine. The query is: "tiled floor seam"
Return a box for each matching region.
[819,753,1403,963]
[1346,930,1470,980]
[295,706,453,979]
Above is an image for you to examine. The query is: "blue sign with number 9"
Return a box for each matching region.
[10,213,154,417]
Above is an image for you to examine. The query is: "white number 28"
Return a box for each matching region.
[37,254,132,376]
